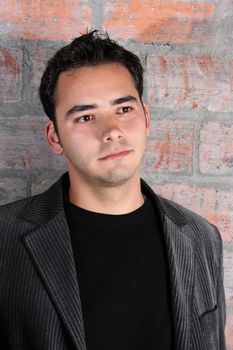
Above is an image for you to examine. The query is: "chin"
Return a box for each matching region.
[96,168,139,187]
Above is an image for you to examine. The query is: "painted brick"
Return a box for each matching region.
[0,47,22,102]
[103,0,215,44]
[144,119,195,173]
[199,122,233,175]
[0,0,92,41]
[218,0,233,23]
[0,116,66,170]
[0,177,28,205]
[224,250,233,306]
[147,55,233,112]
[226,311,233,349]
[152,183,233,241]
[30,46,57,102]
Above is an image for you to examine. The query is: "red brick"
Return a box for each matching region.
[147,55,233,112]
[199,122,233,175]
[0,47,22,102]
[0,116,66,170]
[103,0,215,44]
[152,183,233,241]
[144,119,195,173]
[0,178,28,205]
[0,0,92,41]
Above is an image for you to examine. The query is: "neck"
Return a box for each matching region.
[68,175,144,215]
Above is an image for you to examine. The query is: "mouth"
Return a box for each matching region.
[99,149,132,161]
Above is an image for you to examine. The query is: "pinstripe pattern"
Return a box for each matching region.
[0,174,226,349]
[144,180,225,350]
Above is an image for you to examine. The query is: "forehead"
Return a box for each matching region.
[55,63,138,101]
[60,62,134,81]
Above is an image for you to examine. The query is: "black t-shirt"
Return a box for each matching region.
[64,196,174,350]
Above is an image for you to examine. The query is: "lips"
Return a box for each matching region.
[99,149,132,160]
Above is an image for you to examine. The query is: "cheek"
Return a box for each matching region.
[126,118,147,138]
[62,129,97,155]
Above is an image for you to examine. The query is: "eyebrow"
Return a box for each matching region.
[65,104,98,118]
[65,95,139,119]
[111,95,138,105]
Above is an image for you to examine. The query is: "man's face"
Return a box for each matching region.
[46,63,150,188]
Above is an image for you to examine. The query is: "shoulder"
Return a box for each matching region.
[0,173,67,229]
[142,179,222,251]
[0,194,43,236]
[0,174,64,236]
[159,194,221,243]
[157,196,224,291]
[156,195,223,278]
[0,195,36,220]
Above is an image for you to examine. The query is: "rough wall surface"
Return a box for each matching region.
[0,0,233,346]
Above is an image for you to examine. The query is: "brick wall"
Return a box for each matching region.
[0,0,233,346]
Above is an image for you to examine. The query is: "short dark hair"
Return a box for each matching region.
[39,30,144,126]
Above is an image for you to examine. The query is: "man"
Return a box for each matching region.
[0,31,226,350]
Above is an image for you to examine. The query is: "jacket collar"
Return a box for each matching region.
[22,173,194,350]
[22,174,188,229]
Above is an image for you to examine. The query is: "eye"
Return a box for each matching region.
[75,115,94,123]
[118,106,133,114]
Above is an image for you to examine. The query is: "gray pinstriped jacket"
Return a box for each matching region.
[0,173,226,349]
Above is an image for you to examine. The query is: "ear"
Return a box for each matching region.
[143,104,150,136]
[45,121,63,155]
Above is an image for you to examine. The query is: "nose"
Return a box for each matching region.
[100,117,124,143]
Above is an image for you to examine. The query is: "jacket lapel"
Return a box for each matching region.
[21,175,86,350]
[142,180,195,350]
